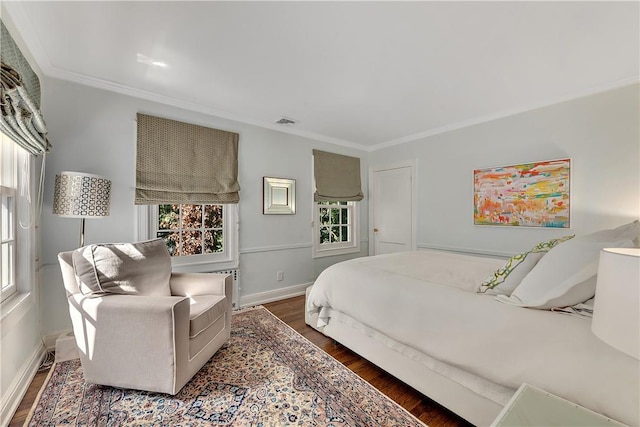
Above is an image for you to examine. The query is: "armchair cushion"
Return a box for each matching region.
[72,238,171,297]
[189,295,227,338]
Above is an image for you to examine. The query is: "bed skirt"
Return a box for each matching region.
[305,286,507,426]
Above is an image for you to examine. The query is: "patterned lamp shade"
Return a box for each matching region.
[53,171,111,218]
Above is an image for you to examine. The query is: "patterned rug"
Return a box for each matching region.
[26,306,426,426]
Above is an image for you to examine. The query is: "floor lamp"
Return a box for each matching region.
[51,171,111,362]
[52,171,111,247]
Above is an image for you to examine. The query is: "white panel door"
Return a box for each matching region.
[371,164,414,255]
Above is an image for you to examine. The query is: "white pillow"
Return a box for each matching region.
[72,238,172,297]
[497,220,640,309]
[478,235,574,296]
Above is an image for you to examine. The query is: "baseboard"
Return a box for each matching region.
[240,282,312,308]
[0,344,45,427]
[43,329,72,351]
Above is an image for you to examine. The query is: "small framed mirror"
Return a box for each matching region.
[263,177,296,214]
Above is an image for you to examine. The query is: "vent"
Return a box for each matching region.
[275,116,297,126]
[210,268,240,309]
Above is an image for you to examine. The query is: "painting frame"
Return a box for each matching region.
[473,158,571,228]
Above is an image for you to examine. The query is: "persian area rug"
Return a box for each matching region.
[26,306,426,426]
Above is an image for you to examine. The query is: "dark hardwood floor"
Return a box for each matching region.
[10,295,472,426]
[8,367,49,427]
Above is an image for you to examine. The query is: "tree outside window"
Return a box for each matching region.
[318,201,351,244]
[314,201,359,258]
[157,204,223,256]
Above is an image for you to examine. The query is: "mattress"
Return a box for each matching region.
[306,250,640,426]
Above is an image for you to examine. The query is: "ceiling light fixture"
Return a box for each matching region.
[137,53,169,68]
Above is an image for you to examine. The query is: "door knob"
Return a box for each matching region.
[373,228,379,232]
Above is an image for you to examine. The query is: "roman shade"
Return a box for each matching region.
[136,113,240,204]
[313,149,364,202]
[0,20,50,155]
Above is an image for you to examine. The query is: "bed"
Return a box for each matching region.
[305,222,640,426]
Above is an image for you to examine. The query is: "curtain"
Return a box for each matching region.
[313,149,364,202]
[0,20,50,155]
[136,113,240,204]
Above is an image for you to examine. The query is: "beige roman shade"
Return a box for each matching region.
[0,20,50,155]
[313,149,364,202]
[136,113,240,204]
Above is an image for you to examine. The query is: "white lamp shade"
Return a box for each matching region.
[592,248,640,360]
[53,171,111,218]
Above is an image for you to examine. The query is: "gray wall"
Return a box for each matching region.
[39,77,369,337]
[5,76,638,423]
[38,81,640,337]
[369,83,640,256]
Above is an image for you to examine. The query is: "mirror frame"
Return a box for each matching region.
[263,177,296,215]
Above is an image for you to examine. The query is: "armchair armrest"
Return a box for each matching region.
[170,272,231,297]
[67,293,191,394]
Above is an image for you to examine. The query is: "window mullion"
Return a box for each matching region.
[178,205,183,256]
[219,205,224,256]
[200,204,205,254]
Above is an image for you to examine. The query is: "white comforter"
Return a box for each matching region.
[306,251,640,426]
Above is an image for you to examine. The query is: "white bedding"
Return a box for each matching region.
[306,250,640,426]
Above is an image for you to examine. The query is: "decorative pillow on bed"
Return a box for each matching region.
[72,238,172,297]
[496,220,640,309]
[478,235,574,296]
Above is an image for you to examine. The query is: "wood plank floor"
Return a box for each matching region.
[8,367,49,427]
[10,295,472,426]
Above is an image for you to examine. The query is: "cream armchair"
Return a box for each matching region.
[57,239,232,395]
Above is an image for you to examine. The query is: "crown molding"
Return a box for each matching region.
[47,66,370,151]
[368,76,640,152]
[1,1,52,79]
[47,66,637,154]
[3,1,368,152]
[5,1,638,154]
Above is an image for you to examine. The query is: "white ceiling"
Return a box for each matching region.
[4,1,639,151]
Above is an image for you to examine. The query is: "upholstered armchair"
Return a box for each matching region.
[57,239,232,395]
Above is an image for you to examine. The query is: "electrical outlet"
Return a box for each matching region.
[276,271,284,281]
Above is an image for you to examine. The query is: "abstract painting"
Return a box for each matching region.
[474,158,570,228]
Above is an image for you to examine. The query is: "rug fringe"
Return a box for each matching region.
[232,304,264,314]
[23,361,57,426]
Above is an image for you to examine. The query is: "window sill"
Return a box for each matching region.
[313,245,360,259]
[1,291,34,324]
[170,258,238,273]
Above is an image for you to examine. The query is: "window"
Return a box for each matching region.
[142,203,238,271]
[313,201,359,258]
[155,204,223,256]
[1,134,22,302]
[1,186,16,301]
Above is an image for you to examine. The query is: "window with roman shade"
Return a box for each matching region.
[0,20,50,156]
[312,149,364,202]
[0,20,46,302]
[135,113,240,204]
